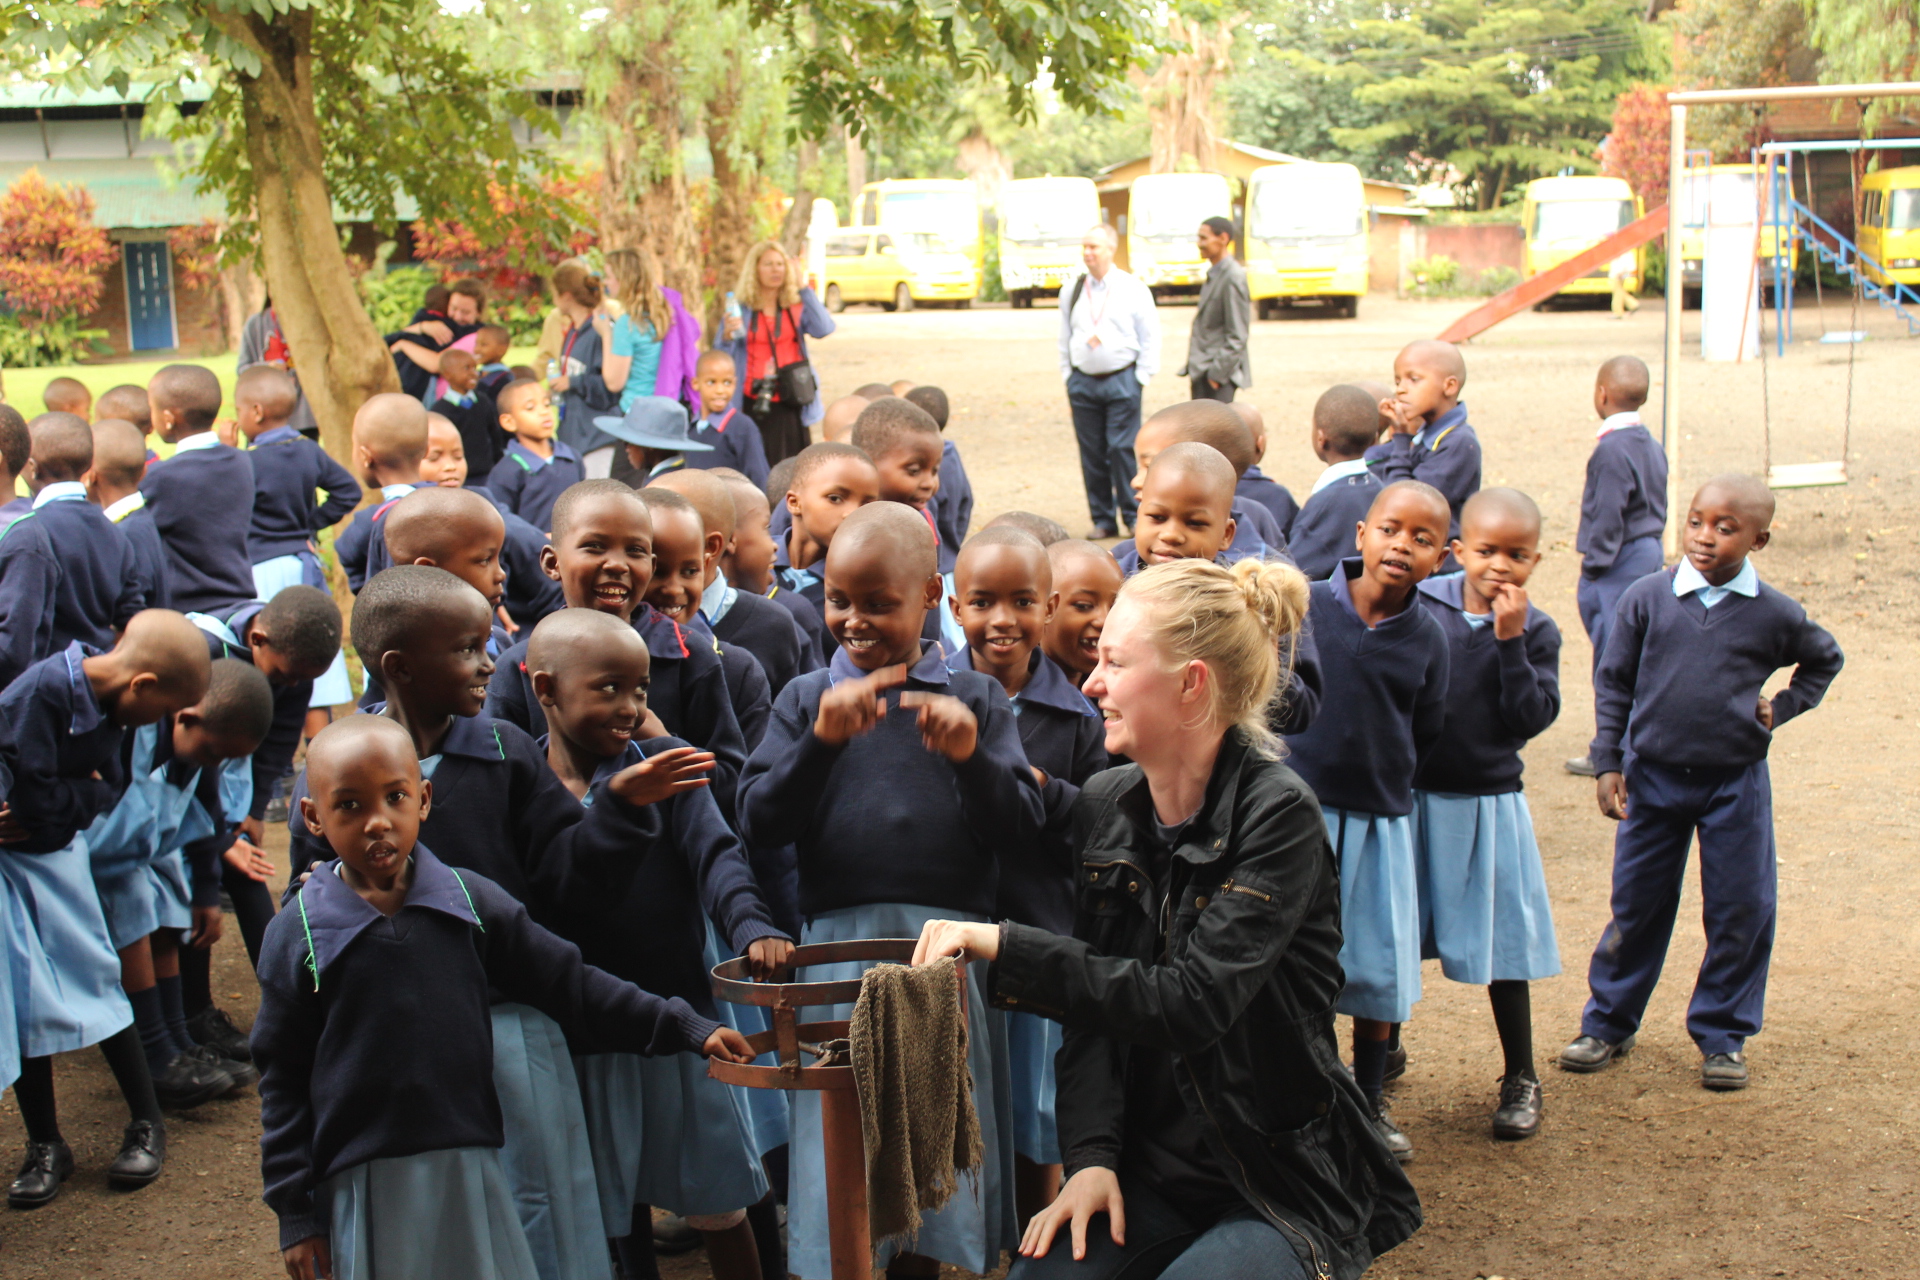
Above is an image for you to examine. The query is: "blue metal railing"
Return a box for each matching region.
[1782,196,1920,338]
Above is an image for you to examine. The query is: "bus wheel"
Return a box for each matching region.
[824,284,844,314]
[957,298,972,310]
[894,283,914,313]
[1256,298,1274,320]
[1338,296,1359,319]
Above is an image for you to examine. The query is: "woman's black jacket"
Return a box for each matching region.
[988,728,1421,1280]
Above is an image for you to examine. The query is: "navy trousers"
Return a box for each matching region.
[1008,1172,1313,1280]
[1581,757,1776,1055]
[1576,535,1664,676]
[1068,368,1143,531]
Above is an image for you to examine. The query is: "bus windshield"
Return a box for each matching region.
[1532,199,1634,242]
[1002,190,1094,244]
[878,190,977,243]
[1249,174,1363,240]
[1131,182,1229,240]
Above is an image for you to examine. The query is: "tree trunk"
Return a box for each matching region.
[844,128,867,206]
[200,3,398,464]
[778,139,820,256]
[599,0,701,302]
[703,49,761,329]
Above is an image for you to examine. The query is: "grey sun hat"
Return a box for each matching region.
[592,396,715,452]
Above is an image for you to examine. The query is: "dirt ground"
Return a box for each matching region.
[5,293,1917,1278]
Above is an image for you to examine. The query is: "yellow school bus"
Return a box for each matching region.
[1244,162,1369,319]
[1521,175,1641,298]
[854,179,983,286]
[998,176,1101,308]
[1676,163,1799,299]
[1126,172,1233,300]
[1859,165,1920,287]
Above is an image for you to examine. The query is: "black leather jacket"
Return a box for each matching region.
[989,728,1421,1280]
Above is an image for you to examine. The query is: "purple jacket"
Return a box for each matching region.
[653,286,704,406]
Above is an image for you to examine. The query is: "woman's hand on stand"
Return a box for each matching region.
[1020,1167,1126,1260]
[911,919,1000,966]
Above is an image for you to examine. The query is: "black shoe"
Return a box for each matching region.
[1559,1032,1636,1073]
[1702,1051,1749,1092]
[185,1043,256,1092]
[107,1120,166,1189]
[1370,1102,1413,1163]
[1564,754,1598,777]
[7,1141,73,1209]
[1382,1044,1408,1085]
[1491,1072,1543,1140]
[152,1048,235,1110]
[187,1005,253,1063]
[652,1213,702,1255]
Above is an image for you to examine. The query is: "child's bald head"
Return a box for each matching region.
[651,466,735,547]
[236,363,300,437]
[820,395,868,443]
[1134,442,1240,566]
[96,609,215,726]
[1313,384,1382,462]
[147,364,222,444]
[43,376,91,418]
[95,384,150,432]
[1229,400,1266,457]
[88,418,148,492]
[1595,354,1651,416]
[353,393,430,481]
[827,500,938,582]
[305,713,421,799]
[27,411,93,485]
[1139,400,1257,474]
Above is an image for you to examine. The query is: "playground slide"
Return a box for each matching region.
[1437,206,1672,344]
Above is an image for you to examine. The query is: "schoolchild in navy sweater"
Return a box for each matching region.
[414,414,565,630]
[239,364,361,574]
[486,482,748,816]
[713,468,830,668]
[903,386,976,572]
[432,348,505,487]
[257,715,751,1278]
[1573,355,1668,694]
[771,442,881,622]
[490,378,584,534]
[333,393,432,591]
[1228,399,1299,537]
[685,349,770,490]
[1412,489,1563,1142]
[140,365,258,614]
[1365,340,1482,549]
[88,417,172,612]
[1291,384,1388,581]
[1282,480,1451,1161]
[0,403,30,534]
[1565,476,1842,1092]
[1129,400,1292,557]
[0,414,143,689]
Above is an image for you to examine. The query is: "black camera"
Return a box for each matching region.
[751,375,778,416]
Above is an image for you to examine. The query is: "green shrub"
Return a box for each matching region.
[1407,255,1460,297]
[0,312,109,366]
[1474,265,1521,295]
[359,264,441,336]
[979,237,1006,303]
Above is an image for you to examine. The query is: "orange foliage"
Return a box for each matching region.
[0,168,118,327]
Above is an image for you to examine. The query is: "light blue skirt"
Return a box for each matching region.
[788,903,1015,1280]
[490,1004,612,1280]
[0,839,133,1058]
[253,553,355,706]
[1007,1011,1061,1164]
[1412,790,1561,985]
[321,1146,540,1280]
[702,918,788,1156]
[1324,808,1423,1024]
[0,874,24,1088]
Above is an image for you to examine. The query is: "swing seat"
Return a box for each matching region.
[1767,460,1849,489]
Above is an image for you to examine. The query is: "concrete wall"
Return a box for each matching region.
[1417,224,1524,277]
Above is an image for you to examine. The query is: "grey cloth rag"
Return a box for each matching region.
[849,955,983,1248]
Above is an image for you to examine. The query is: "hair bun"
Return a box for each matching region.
[1230,556,1309,641]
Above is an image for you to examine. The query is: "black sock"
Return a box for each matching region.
[1489,980,1535,1079]
[1352,1035,1389,1109]
[177,943,213,1018]
[1386,1023,1401,1053]
[156,973,194,1056]
[762,1143,789,1206]
[98,1025,165,1126]
[12,1057,60,1144]
[612,1205,660,1280]
[129,986,175,1075]
[745,1191,784,1280]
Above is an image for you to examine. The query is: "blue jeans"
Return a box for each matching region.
[1575,535,1663,676]
[1581,758,1776,1055]
[1008,1173,1314,1280]
[1068,368,1143,531]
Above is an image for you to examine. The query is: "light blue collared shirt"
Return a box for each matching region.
[31,481,87,508]
[1673,557,1758,610]
[171,431,222,454]
[698,575,738,628]
[1058,266,1161,385]
[1310,458,1371,496]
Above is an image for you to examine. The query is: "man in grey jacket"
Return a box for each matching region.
[1180,216,1251,404]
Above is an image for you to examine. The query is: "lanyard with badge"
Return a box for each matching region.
[1085,277,1110,350]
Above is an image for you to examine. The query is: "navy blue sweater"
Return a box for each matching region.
[246,427,362,560]
[254,847,716,1249]
[553,737,785,1029]
[1287,468,1381,581]
[198,602,318,822]
[932,438,974,575]
[0,642,128,851]
[1237,467,1299,540]
[112,500,172,612]
[488,439,583,534]
[1589,567,1843,775]
[433,391,503,487]
[739,644,1045,919]
[765,581,830,665]
[1412,575,1562,796]
[686,407,770,491]
[1578,422,1668,578]
[486,604,747,816]
[711,584,816,699]
[286,712,663,928]
[1363,403,1482,541]
[950,647,1105,934]
[140,441,260,614]
[0,492,143,690]
[1282,561,1450,817]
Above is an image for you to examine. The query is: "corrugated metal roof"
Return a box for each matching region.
[0,81,213,110]
[0,159,218,227]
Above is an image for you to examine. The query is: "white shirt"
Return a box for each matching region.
[1597,411,1642,439]
[699,573,738,627]
[1310,458,1372,496]
[31,481,87,508]
[1673,557,1758,609]
[104,492,146,523]
[1058,267,1160,385]
[171,431,222,453]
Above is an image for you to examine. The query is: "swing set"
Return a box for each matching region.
[1661,82,1920,540]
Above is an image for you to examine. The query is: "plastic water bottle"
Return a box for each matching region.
[725,291,743,332]
[545,358,561,403]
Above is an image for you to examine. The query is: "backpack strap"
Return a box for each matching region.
[1069,274,1087,316]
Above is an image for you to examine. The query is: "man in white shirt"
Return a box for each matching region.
[1058,224,1160,538]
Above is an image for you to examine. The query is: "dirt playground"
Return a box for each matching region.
[3,295,1914,1278]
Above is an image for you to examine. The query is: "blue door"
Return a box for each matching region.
[124,242,177,352]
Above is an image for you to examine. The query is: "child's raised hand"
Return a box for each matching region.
[282,1235,334,1280]
[1755,695,1774,731]
[1596,772,1628,821]
[607,747,714,807]
[746,935,796,981]
[812,665,909,745]
[1488,582,1529,641]
[898,691,978,763]
[703,1025,757,1064]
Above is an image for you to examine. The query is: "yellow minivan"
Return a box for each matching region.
[820,229,979,313]
[1859,165,1920,288]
